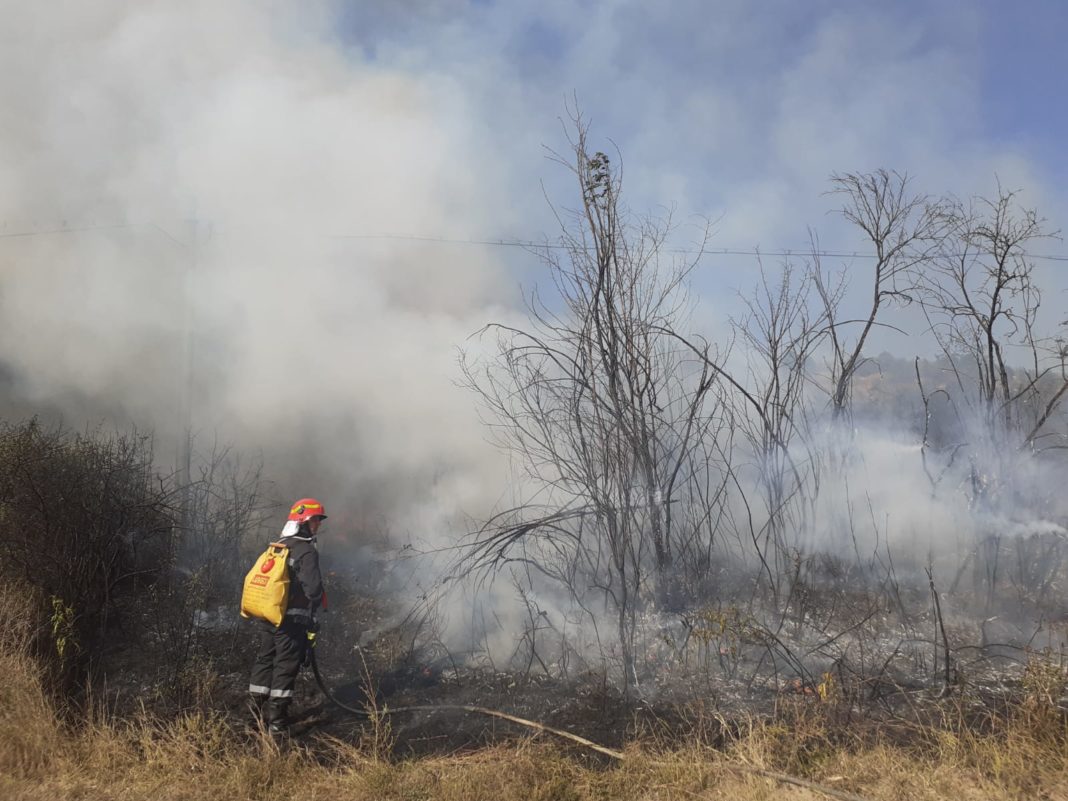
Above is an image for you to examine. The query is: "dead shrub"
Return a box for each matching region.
[0,582,63,779]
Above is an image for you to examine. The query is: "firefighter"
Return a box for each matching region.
[247,498,326,733]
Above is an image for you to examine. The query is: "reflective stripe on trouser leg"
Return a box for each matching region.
[266,619,307,721]
[249,624,277,695]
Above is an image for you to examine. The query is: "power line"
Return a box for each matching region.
[0,223,141,239]
[329,232,1068,263]
[0,221,190,249]
[2,222,1067,263]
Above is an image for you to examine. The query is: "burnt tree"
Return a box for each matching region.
[815,170,945,419]
[461,114,721,690]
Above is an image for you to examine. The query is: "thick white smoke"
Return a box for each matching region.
[0,2,524,542]
[3,3,1066,677]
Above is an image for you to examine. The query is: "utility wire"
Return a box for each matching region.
[0,223,142,239]
[0,221,190,249]
[2,222,1067,263]
[328,232,1068,262]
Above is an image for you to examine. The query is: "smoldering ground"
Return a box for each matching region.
[2,2,1067,693]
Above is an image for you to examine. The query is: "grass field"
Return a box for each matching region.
[2,567,1067,801]
[4,627,1067,801]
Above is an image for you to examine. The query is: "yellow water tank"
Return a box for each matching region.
[240,543,290,627]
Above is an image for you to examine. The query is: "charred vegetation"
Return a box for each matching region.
[2,119,1066,789]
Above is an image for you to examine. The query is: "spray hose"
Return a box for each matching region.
[307,643,623,758]
[305,642,871,801]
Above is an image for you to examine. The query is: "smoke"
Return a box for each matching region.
[0,2,523,542]
[3,3,1067,680]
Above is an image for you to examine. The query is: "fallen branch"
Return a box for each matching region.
[311,649,873,801]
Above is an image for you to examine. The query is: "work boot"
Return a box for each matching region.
[265,700,290,736]
[247,695,267,725]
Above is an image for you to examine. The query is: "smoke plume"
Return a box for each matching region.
[0,2,522,546]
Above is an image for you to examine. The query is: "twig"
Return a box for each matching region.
[736,766,873,801]
[311,649,873,801]
[926,566,953,694]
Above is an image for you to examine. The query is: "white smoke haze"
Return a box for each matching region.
[3,1,1067,677]
[0,1,524,539]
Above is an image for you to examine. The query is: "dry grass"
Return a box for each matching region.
[3,673,1067,800]
[2,587,1066,801]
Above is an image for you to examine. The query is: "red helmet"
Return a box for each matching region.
[288,498,327,524]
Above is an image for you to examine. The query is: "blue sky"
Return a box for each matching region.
[327,0,1067,253]
[976,0,1067,178]
[316,0,1068,353]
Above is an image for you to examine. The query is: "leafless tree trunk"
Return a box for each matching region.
[732,259,827,576]
[915,182,1063,507]
[815,170,945,420]
[460,110,720,691]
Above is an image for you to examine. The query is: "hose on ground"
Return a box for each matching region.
[307,648,872,801]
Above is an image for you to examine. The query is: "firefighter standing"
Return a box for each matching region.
[247,498,326,733]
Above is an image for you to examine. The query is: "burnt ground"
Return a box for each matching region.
[205,642,1065,764]
[201,607,1068,761]
[95,557,1068,761]
[193,592,757,757]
